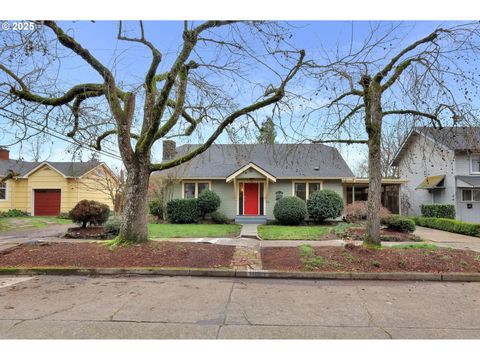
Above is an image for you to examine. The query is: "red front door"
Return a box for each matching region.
[244,183,259,215]
[34,189,61,216]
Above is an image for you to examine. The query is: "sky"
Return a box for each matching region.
[0,20,464,172]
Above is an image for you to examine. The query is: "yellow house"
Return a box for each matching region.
[0,148,118,216]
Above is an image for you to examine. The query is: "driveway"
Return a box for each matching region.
[0,275,480,339]
[0,224,71,251]
[414,226,480,252]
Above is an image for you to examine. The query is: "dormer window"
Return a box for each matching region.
[471,154,480,174]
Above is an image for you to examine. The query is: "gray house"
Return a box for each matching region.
[156,141,403,223]
[391,127,480,223]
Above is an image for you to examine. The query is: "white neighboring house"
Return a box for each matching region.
[391,127,480,223]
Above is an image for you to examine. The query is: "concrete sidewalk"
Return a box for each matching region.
[414,226,480,252]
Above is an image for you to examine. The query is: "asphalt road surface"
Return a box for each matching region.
[0,275,479,339]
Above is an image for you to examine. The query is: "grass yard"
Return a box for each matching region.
[148,223,242,238]
[258,223,351,240]
[0,216,72,232]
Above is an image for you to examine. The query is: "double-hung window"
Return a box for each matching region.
[293,182,322,201]
[183,182,210,199]
[471,154,480,174]
[0,181,6,201]
[462,189,480,202]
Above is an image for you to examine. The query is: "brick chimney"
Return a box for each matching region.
[162,140,176,161]
[0,147,9,161]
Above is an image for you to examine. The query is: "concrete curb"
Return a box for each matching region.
[0,267,479,281]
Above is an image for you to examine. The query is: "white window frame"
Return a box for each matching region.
[470,154,480,174]
[181,181,212,199]
[291,181,324,201]
[0,180,7,201]
[461,188,480,202]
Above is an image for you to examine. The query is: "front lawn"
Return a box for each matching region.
[258,223,351,240]
[148,223,241,238]
[0,216,72,232]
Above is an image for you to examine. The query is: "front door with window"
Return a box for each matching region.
[244,183,259,215]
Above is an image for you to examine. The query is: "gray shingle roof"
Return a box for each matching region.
[416,127,480,150]
[0,159,101,178]
[160,143,354,178]
[391,126,480,166]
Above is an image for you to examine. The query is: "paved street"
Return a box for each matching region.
[0,275,479,339]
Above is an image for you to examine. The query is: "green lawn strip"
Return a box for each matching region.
[148,223,242,238]
[0,216,71,231]
[258,223,351,240]
[390,243,439,250]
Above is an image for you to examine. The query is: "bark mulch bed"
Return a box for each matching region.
[63,226,113,240]
[0,242,235,269]
[344,227,421,242]
[261,245,480,273]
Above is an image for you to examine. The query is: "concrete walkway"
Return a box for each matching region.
[414,226,480,252]
[239,224,260,239]
[1,275,480,339]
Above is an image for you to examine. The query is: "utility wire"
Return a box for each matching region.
[8,117,124,161]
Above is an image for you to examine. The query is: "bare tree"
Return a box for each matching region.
[0,20,304,244]
[303,22,480,245]
[354,121,408,178]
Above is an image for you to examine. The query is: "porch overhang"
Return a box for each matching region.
[416,175,445,190]
[226,162,276,183]
[341,177,408,185]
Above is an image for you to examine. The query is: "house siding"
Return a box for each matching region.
[169,178,345,220]
[398,134,456,216]
[1,164,115,215]
[454,151,480,222]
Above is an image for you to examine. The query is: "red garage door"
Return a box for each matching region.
[34,189,61,216]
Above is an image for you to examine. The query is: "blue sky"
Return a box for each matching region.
[0,20,462,171]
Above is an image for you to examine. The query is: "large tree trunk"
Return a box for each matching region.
[117,157,151,244]
[364,85,383,246]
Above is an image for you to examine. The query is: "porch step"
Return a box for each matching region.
[235,215,267,225]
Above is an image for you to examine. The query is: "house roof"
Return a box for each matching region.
[0,159,103,178]
[391,127,480,166]
[159,143,355,179]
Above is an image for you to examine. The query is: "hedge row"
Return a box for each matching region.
[420,204,456,219]
[414,216,480,236]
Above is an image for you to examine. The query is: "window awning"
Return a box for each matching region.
[456,176,480,188]
[416,175,445,190]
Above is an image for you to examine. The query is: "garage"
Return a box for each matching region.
[34,189,61,216]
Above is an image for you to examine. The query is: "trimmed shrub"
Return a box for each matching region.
[148,199,163,221]
[273,196,307,225]
[69,200,110,228]
[388,216,416,233]
[197,189,221,217]
[420,204,455,219]
[414,217,480,236]
[210,211,230,224]
[307,190,344,223]
[166,198,198,224]
[0,209,29,217]
[104,216,121,235]
[344,201,392,224]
